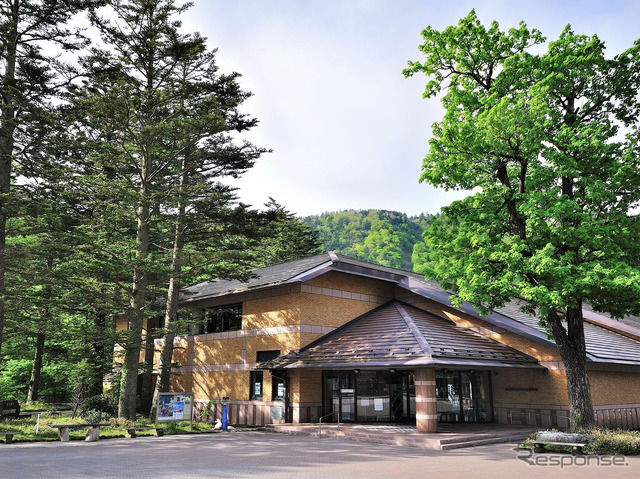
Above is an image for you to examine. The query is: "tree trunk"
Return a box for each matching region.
[140,318,157,415]
[26,331,45,403]
[118,199,150,420]
[149,159,187,420]
[0,0,20,358]
[546,307,595,430]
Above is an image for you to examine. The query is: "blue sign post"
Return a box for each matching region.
[221,397,229,430]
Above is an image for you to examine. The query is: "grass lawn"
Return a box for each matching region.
[1,413,219,443]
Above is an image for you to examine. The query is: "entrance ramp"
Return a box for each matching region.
[265,423,536,450]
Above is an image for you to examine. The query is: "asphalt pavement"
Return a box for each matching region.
[1,430,638,478]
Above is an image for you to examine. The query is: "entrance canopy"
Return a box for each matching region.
[261,301,539,370]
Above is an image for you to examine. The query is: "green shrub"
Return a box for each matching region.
[584,428,640,455]
[80,394,118,420]
[199,400,216,422]
[81,410,112,424]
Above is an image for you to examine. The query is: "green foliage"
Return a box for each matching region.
[80,394,118,419]
[255,199,321,266]
[0,359,32,400]
[164,422,180,434]
[404,10,640,428]
[404,9,640,318]
[584,429,640,455]
[0,357,75,403]
[301,210,435,271]
[80,410,113,424]
[525,428,640,455]
[199,399,216,422]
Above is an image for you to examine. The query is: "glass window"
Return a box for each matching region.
[256,350,280,362]
[203,303,242,333]
[436,370,492,422]
[357,371,391,422]
[250,371,263,400]
[272,376,285,401]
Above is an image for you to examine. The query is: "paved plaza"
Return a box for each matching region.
[1,431,638,478]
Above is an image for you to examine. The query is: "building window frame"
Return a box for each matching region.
[272,376,285,401]
[256,350,280,362]
[203,303,242,334]
[250,371,263,400]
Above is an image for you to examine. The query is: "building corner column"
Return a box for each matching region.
[415,367,437,433]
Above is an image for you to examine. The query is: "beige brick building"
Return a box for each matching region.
[150,253,640,432]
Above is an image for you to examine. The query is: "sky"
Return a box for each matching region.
[180,0,640,217]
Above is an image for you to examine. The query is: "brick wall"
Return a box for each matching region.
[493,368,568,406]
[194,338,243,365]
[246,333,302,359]
[307,271,395,296]
[188,370,248,401]
[300,294,379,328]
[589,370,640,405]
[244,295,301,329]
[288,369,323,403]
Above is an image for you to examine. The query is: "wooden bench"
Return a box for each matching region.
[125,426,165,438]
[49,423,110,442]
[533,431,593,455]
[0,431,16,444]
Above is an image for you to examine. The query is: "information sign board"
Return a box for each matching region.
[157,392,194,423]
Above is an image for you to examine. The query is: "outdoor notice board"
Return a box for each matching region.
[157,392,194,422]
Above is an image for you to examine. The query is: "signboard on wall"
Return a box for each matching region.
[157,392,194,423]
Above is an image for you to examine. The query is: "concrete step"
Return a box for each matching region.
[267,424,533,451]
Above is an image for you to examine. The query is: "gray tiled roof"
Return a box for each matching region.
[496,299,640,364]
[181,252,423,302]
[265,301,538,369]
[581,303,640,334]
[181,253,332,302]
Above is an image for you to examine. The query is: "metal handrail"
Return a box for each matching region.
[318,412,340,438]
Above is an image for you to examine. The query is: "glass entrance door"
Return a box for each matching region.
[324,370,416,423]
[357,371,390,421]
[324,371,355,422]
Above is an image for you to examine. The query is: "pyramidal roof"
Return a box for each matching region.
[262,301,539,370]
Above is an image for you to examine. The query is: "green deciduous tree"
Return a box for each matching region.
[404,10,640,429]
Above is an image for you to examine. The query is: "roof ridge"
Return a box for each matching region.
[394,302,433,357]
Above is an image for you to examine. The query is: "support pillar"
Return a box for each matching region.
[85,427,100,442]
[415,367,437,433]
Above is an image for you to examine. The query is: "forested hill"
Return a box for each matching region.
[300,210,435,272]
